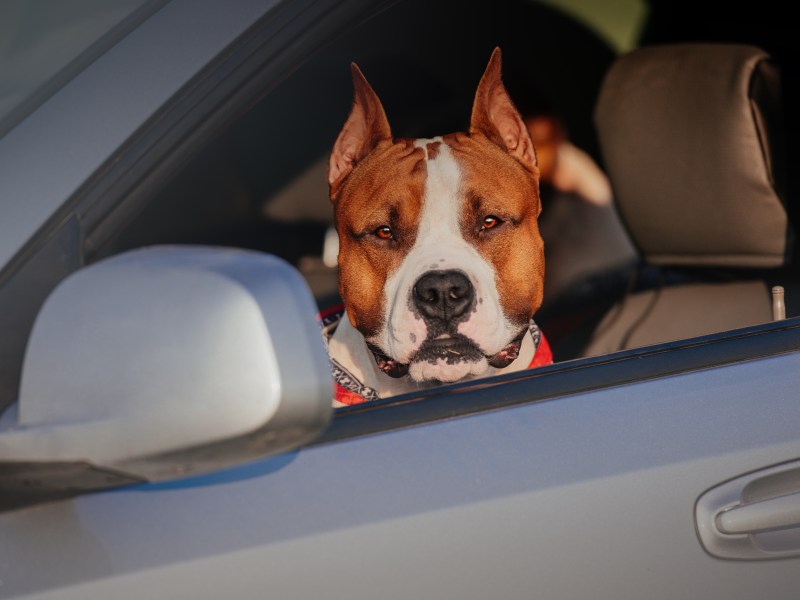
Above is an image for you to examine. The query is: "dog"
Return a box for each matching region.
[323,48,551,406]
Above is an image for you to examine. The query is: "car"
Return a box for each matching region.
[1,0,800,598]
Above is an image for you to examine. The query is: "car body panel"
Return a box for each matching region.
[2,350,799,598]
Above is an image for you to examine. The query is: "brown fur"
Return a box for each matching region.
[333,139,426,336]
[447,131,544,321]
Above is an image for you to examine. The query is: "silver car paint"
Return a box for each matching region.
[2,351,800,598]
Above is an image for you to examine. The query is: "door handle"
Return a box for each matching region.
[696,459,800,560]
[716,491,800,535]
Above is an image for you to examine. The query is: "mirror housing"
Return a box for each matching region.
[0,247,332,506]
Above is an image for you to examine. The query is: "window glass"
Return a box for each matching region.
[0,0,156,136]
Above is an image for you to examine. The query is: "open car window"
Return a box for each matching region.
[99,0,798,383]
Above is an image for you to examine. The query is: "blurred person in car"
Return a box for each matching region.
[522,109,635,308]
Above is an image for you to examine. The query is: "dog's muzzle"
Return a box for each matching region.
[366,268,530,379]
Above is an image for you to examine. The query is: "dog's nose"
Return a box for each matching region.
[412,270,474,323]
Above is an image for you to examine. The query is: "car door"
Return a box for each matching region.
[2,320,800,599]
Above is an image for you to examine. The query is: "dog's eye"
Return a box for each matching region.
[375,226,394,240]
[481,215,502,230]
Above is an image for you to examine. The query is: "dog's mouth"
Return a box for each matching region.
[486,328,527,368]
[366,342,410,378]
[367,329,527,379]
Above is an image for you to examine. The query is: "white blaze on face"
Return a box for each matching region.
[370,137,520,382]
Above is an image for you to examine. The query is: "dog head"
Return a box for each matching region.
[328,48,544,383]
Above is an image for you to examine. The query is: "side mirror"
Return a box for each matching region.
[0,247,332,509]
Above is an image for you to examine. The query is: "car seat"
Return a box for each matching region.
[582,43,793,356]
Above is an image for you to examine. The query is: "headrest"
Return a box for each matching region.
[595,44,790,268]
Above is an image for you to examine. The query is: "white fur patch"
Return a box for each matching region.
[370,138,519,382]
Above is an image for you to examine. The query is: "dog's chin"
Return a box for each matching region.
[408,356,489,383]
[404,336,488,383]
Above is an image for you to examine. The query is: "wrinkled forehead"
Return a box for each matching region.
[443,132,539,212]
[335,139,427,224]
[335,133,537,229]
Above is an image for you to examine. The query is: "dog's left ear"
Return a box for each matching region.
[470,48,537,171]
[328,63,393,196]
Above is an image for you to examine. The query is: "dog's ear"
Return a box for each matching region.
[470,48,537,171]
[328,63,392,196]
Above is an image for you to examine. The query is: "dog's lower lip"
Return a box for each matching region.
[426,337,469,349]
[412,335,484,363]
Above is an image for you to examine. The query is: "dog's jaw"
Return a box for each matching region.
[327,307,538,398]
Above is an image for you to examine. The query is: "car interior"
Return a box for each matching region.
[583,42,792,356]
[88,0,800,374]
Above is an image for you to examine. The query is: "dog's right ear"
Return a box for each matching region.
[328,64,392,197]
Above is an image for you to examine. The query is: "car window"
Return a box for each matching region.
[95,0,798,369]
[0,0,163,138]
